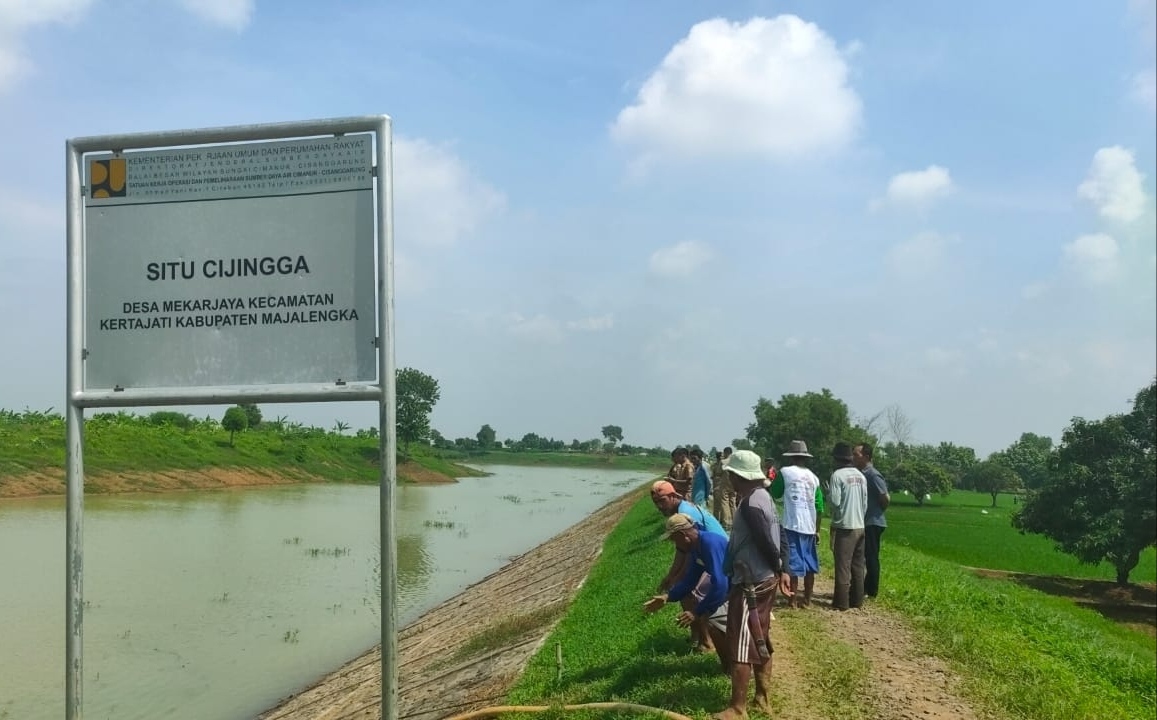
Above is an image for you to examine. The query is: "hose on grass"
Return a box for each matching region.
[442,702,693,720]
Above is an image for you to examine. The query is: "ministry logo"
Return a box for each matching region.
[90,158,127,198]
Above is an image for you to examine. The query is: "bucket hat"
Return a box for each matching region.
[725,449,766,482]
[783,440,813,458]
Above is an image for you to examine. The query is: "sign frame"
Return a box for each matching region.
[64,116,398,720]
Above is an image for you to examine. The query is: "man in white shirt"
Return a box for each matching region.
[769,440,824,608]
[828,442,869,610]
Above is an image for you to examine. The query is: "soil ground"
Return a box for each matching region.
[0,460,455,499]
[775,575,989,720]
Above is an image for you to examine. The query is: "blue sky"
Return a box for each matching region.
[1,0,1154,456]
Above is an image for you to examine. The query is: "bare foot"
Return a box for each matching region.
[712,709,748,720]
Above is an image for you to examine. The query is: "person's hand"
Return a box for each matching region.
[778,572,793,597]
[643,595,667,613]
[675,610,696,628]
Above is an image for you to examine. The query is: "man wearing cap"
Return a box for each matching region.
[650,480,728,651]
[644,513,731,671]
[828,442,869,611]
[711,447,735,530]
[769,440,825,609]
[716,450,792,720]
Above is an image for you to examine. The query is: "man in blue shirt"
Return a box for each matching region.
[651,480,727,652]
[644,513,731,671]
[690,448,713,507]
[854,443,890,598]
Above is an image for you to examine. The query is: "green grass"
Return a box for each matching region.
[878,541,1156,720]
[508,494,1157,719]
[505,494,732,718]
[887,490,1157,584]
[0,408,481,490]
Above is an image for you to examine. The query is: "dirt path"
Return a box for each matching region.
[777,575,988,720]
[258,489,642,720]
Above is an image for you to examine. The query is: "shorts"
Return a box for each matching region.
[726,577,776,665]
[691,572,729,633]
[785,530,820,577]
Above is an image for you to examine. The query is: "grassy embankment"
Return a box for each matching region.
[0,409,483,495]
[504,492,1156,719]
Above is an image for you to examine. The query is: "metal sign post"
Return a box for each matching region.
[64,116,397,720]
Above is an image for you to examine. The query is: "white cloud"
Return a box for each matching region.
[648,240,713,278]
[505,313,564,343]
[784,337,801,349]
[1130,69,1156,113]
[610,15,861,164]
[1077,146,1149,223]
[567,314,614,332]
[0,0,93,91]
[1062,233,1120,284]
[874,165,953,209]
[394,137,506,247]
[176,0,255,31]
[887,232,949,278]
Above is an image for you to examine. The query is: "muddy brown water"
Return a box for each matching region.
[0,465,649,720]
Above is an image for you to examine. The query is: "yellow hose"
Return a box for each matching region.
[442,702,693,720]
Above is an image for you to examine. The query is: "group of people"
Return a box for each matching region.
[643,442,890,719]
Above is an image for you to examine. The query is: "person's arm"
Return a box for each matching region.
[658,549,689,592]
[769,474,785,500]
[666,553,701,604]
[740,501,784,574]
[828,473,843,513]
[871,470,891,510]
[693,539,730,616]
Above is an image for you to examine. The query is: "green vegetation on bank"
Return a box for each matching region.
[878,543,1155,720]
[888,490,1157,584]
[0,408,482,489]
[508,493,1156,719]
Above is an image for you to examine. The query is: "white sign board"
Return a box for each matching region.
[82,134,377,390]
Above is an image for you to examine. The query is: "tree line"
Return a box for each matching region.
[741,382,1155,585]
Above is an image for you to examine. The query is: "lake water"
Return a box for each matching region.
[0,464,649,719]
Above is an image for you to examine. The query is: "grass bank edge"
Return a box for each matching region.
[507,495,1155,720]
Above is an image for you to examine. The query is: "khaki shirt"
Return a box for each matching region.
[669,459,694,496]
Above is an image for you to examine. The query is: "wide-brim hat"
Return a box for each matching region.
[725,449,765,482]
[783,440,813,458]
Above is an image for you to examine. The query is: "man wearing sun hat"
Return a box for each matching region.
[769,440,825,609]
[716,449,792,720]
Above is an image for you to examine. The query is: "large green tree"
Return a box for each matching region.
[601,424,624,446]
[966,460,1021,507]
[992,432,1053,490]
[1013,380,1156,585]
[889,459,953,506]
[476,424,496,450]
[396,367,441,458]
[747,389,875,478]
